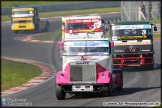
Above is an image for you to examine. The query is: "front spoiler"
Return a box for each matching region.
[59,84,108,93]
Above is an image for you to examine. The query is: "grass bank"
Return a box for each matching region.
[2,1,80,7]
[33,31,61,41]
[1,59,42,92]
[33,30,161,41]
[1,7,121,22]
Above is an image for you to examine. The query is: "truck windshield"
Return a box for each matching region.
[69,47,109,53]
[12,11,32,15]
[64,41,109,55]
[113,29,152,40]
[65,19,102,33]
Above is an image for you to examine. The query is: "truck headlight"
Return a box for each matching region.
[12,24,15,27]
[30,23,34,26]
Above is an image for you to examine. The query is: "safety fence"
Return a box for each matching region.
[121,1,159,21]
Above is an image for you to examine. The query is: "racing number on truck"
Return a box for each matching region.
[142,30,146,34]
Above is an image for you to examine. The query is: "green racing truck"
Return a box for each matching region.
[108,21,157,70]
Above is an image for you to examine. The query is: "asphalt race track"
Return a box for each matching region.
[1,12,161,107]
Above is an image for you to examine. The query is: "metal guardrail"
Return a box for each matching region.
[1,1,121,15]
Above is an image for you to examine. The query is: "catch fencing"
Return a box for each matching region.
[121,1,159,21]
[1,1,120,15]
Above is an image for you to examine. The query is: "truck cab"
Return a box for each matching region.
[108,21,157,69]
[55,38,123,100]
[59,16,106,58]
[10,6,50,33]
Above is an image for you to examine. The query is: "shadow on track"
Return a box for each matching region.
[121,63,161,72]
[64,86,161,100]
[113,86,161,96]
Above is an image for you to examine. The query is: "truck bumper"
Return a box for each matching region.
[58,84,109,93]
[11,23,35,31]
[113,54,154,68]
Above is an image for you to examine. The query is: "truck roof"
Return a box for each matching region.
[13,6,37,9]
[64,38,109,41]
[62,16,102,20]
[111,21,151,25]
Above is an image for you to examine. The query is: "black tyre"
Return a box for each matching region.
[14,31,18,33]
[113,68,123,91]
[107,79,114,96]
[116,72,123,91]
[35,24,41,33]
[43,21,50,32]
[55,84,66,100]
[102,79,113,97]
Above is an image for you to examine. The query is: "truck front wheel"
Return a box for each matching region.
[102,79,113,97]
[35,24,41,33]
[55,84,66,100]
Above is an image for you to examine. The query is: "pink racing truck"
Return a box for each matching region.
[55,38,123,100]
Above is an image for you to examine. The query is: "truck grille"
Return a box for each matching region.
[14,20,31,23]
[70,65,96,83]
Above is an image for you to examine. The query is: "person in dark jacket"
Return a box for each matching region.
[140,2,146,20]
[157,1,161,18]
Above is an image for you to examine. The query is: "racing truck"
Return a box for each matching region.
[108,21,157,69]
[59,16,106,59]
[9,6,50,33]
[55,38,123,100]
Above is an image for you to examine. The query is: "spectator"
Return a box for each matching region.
[157,1,161,19]
[140,1,146,20]
[148,0,153,20]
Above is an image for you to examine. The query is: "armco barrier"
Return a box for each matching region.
[1,1,120,15]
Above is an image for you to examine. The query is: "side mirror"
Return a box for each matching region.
[102,19,105,23]
[154,26,157,31]
[9,14,11,17]
[105,21,108,24]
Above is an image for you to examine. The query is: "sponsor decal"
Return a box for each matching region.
[66,19,100,23]
[115,50,123,52]
[73,41,100,46]
[129,46,136,52]
[12,8,34,11]
[114,41,151,46]
[143,24,151,29]
[112,24,151,29]
[72,41,108,47]
[117,35,147,39]
[112,36,118,40]
[73,29,99,32]
[13,18,32,20]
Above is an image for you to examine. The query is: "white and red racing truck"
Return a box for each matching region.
[55,38,123,100]
[59,16,106,59]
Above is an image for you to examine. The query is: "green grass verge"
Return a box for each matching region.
[1,7,121,22]
[1,59,42,92]
[2,1,80,7]
[33,31,61,41]
[33,30,161,41]
[152,104,161,107]
[153,33,161,38]
[150,17,161,24]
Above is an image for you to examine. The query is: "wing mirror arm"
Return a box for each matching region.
[151,23,157,31]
